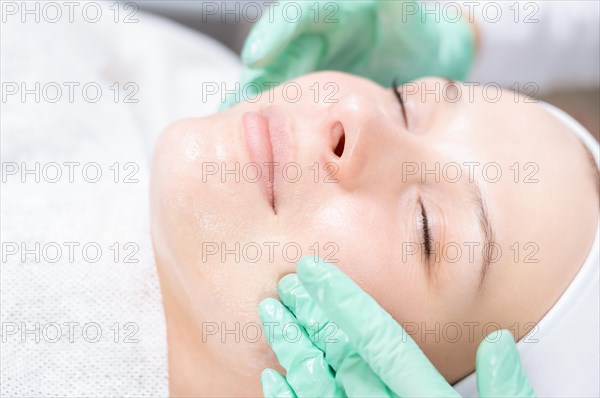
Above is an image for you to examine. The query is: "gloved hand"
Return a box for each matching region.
[258,257,535,397]
[225,1,475,108]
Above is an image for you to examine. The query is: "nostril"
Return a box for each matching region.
[334,134,345,157]
[332,122,346,158]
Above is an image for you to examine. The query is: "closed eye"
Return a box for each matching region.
[419,198,432,261]
[392,79,408,129]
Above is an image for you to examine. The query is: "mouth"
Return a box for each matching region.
[242,106,290,214]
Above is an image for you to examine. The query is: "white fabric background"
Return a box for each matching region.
[0,3,241,396]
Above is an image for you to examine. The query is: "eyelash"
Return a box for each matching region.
[393,79,430,261]
[419,198,433,260]
[392,79,408,128]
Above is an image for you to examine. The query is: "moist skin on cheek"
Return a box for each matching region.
[173,255,278,377]
[181,132,201,161]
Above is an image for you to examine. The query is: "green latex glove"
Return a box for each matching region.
[224,1,475,108]
[258,257,535,397]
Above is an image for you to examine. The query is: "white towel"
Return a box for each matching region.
[0,3,241,396]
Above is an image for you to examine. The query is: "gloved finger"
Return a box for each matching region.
[240,34,324,95]
[259,298,342,397]
[277,273,342,354]
[335,353,396,398]
[241,1,313,67]
[278,273,394,397]
[476,330,535,398]
[261,368,297,398]
[225,35,323,109]
[297,256,459,398]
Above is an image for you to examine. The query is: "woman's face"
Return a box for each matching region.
[150,72,597,385]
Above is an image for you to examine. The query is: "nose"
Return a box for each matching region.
[322,93,406,190]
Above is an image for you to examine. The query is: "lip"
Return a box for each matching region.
[242,106,290,214]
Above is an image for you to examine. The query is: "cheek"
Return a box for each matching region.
[151,117,275,261]
[308,196,431,329]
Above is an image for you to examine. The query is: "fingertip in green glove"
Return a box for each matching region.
[225,1,475,108]
[258,256,535,398]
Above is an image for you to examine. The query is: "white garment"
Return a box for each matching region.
[469,0,600,93]
[0,3,241,396]
[453,103,600,397]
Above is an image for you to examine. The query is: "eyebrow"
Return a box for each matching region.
[468,181,494,292]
